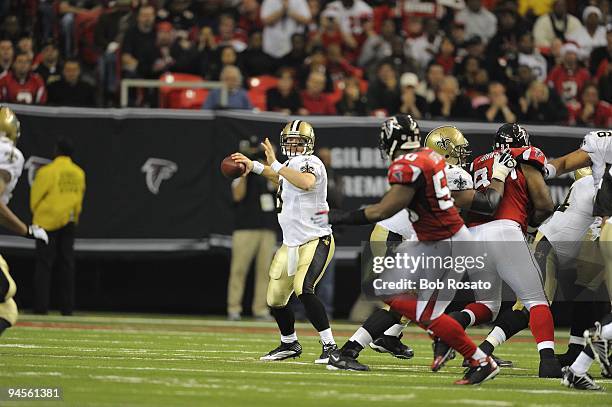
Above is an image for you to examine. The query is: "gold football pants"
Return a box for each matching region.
[267,235,334,308]
[0,255,18,326]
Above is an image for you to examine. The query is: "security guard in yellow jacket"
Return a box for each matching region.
[31,139,85,315]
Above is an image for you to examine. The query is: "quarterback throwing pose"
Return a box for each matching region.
[232,120,338,363]
[0,106,48,336]
[543,129,612,390]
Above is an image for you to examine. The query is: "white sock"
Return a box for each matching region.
[319,328,335,345]
[601,321,612,340]
[569,335,586,347]
[383,323,406,337]
[472,347,488,365]
[486,326,507,348]
[571,351,594,375]
[281,332,298,343]
[537,341,554,351]
[350,327,373,348]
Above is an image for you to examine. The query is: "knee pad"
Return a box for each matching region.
[0,298,18,326]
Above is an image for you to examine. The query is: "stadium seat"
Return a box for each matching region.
[248,75,278,110]
[159,72,206,109]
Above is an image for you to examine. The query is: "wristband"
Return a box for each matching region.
[271,160,283,173]
[491,167,510,182]
[252,161,264,175]
[544,163,556,179]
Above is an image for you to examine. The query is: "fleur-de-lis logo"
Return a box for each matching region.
[436,138,451,151]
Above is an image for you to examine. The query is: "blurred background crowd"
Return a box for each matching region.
[0,0,610,126]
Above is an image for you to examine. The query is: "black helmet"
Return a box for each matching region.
[378,115,420,159]
[494,123,530,150]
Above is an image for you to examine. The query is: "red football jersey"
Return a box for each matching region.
[467,146,547,231]
[387,147,464,241]
[0,71,47,105]
[547,65,590,103]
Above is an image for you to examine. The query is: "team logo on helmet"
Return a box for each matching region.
[141,158,178,194]
[435,137,451,151]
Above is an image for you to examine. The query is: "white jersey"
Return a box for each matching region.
[0,138,24,205]
[277,154,331,246]
[581,130,612,189]
[374,165,471,241]
[539,176,597,262]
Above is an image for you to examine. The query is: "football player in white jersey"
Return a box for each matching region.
[543,129,612,389]
[232,120,338,364]
[0,106,48,336]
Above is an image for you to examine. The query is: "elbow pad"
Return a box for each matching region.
[470,189,502,216]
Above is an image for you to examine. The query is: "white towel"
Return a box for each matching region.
[287,246,299,277]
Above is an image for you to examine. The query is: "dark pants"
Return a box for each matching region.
[34,223,76,315]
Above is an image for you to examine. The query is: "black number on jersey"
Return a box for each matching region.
[276,179,284,213]
[556,186,574,213]
[597,131,612,138]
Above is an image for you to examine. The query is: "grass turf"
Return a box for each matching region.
[0,314,611,407]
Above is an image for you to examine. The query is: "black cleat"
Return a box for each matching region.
[585,322,612,378]
[539,357,563,378]
[556,348,582,368]
[315,342,338,364]
[431,338,455,372]
[462,354,513,368]
[561,366,603,390]
[326,349,370,371]
[260,341,302,361]
[454,357,500,385]
[369,333,414,359]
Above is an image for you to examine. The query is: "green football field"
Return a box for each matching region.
[1,314,611,407]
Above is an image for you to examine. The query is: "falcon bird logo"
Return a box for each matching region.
[141,158,178,195]
[24,156,52,186]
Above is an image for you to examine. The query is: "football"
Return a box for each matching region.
[220,155,246,179]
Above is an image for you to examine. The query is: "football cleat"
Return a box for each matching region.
[315,342,338,364]
[538,357,563,378]
[585,322,612,378]
[561,366,603,391]
[369,333,414,359]
[431,338,455,372]
[462,354,513,368]
[326,349,370,371]
[454,357,500,385]
[556,348,582,368]
[260,341,302,361]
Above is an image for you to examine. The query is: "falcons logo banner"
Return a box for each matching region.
[141,158,178,195]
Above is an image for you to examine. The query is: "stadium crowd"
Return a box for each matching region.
[0,0,610,126]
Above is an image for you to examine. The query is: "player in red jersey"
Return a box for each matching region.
[433,123,561,378]
[313,115,503,385]
[0,52,46,105]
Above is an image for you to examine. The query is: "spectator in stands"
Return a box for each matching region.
[407,17,442,72]
[121,5,158,79]
[202,65,252,110]
[357,19,395,73]
[157,0,196,34]
[398,72,427,120]
[323,0,373,42]
[297,46,333,92]
[241,31,275,78]
[0,15,21,44]
[58,1,100,57]
[599,60,612,103]
[486,7,521,82]
[569,83,612,127]
[31,138,85,316]
[300,70,336,115]
[227,138,276,322]
[17,36,34,60]
[567,5,607,59]
[547,42,591,103]
[590,24,612,78]
[239,0,263,33]
[34,41,61,86]
[533,0,582,49]
[416,62,444,103]
[517,32,548,81]
[47,59,96,107]
[429,75,472,119]
[366,60,400,116]
[518,80,568,124]
[306,0,322,33]
[326,43,361,82]
[335,76,367,116]
[266,69,302,114]
[455,0,497,43]
[209,46,243,82]
[279,33,307,70]
[434,37,456,75]
[151,22,198,76]
[216,13,248,53]
[0,51,46,104]
[0,39,13,75]
[261,0,311,59]
[477,81,518,123]
[196,26,218,79]
[152,22,177,75]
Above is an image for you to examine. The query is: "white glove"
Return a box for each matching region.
[26,225,48,244]
[311,211,330,228]
[492,150,517,181]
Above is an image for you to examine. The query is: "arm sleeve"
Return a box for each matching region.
[516,146,547,173]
